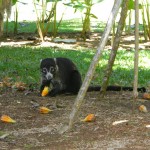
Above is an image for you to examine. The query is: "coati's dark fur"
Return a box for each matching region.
[40,57,146,97]
[40,58,82,96]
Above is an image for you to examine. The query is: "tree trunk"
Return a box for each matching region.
[0,13,4,37]
[100,0,129,97]
[0,0,11,37]
[61,0,123,133]
[133,0,139,110]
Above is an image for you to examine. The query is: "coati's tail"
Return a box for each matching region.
[88,86,146,93]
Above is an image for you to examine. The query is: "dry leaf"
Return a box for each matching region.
[2,77,12,87]
[143,93,150,100]
[0,82,4,87]
[112,120,128,125]
[0,133,9,140]
[1,115,16,123]
[39,106,53,114]
[41,87,49,97]
[12,82,26,91]
[146,125,150,128]
[81,114,96,122]
[139,105,148,113]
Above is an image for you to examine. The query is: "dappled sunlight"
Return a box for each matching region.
[122,35,135,41]
[139,57,150,68]
[1,33,150,51]
[120,35,150,50]
[0,41,33,47]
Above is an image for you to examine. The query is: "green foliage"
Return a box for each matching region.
[141,0,150,41]
[0,47,149,88]
[46,0,62,2]
[33,0,65,40]
[12,0,17,5]
[125,0,149,35]
[64,0,104,40]
[128,0,142,10]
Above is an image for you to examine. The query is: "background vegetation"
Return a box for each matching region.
[1,0,150,40]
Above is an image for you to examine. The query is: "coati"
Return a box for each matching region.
[40,57,146,96]
[40,57,82,96]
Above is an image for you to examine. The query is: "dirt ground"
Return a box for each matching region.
[1,32,150,51]
[0,89,150,150]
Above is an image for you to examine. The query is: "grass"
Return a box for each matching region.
[1,19,150,89]
[3,19,105,34]
[0,46,149,89]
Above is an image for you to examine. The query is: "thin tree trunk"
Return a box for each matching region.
[0,13,4,37]
[133,0,139,110]
[0,0,11,37]
[60,0,123,133]
[100,0,129,97]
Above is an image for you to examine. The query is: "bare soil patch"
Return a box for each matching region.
[0,90,150,149]
[1,32,150,51]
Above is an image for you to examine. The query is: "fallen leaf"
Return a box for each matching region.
[81,114,96,122]
[30,100,40,108]
[139,105,148,113]
[0,133,9,140]
[112,120,129,125]
[1,115,16,123]
[2,77,12,87]
[39,106,53,114]
[143,93,150,100]
[41,87,49,97]
[146,125,150,128]
[12,82,26,91]
[0,82,4,87]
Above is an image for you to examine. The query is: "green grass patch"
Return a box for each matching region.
[4,19,105,34]
[0,47,149,89]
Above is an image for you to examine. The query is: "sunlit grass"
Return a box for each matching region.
[0,47,149,88]
[3,19,105,34]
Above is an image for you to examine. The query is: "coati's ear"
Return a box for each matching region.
[40,59,43,63]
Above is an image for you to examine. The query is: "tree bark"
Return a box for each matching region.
[100,0,130,97]
[64,0,123,132]
[0,13,4,37]
[0,0,11,37]
[133,0,139,110]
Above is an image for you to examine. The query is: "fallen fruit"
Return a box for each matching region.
[139,105,148,113]
[81,114,96,122]
[41,87,49,97]
[143,93,150,100]
[39,106,53,114]
[1,115,16,123]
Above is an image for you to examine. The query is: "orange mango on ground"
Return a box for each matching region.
[139,105,148,113]
[143,93,150,100]
[81,114,96,122]
[1,115,16,123]
[39,106,53,114]
[41,87,49,97]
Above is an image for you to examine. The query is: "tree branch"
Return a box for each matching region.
[63,0,123,132]
[100,0,129,97]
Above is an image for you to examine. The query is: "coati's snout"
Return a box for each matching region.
[45,71,53,80]
[40,58,57,81]
[41,67,54,80]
